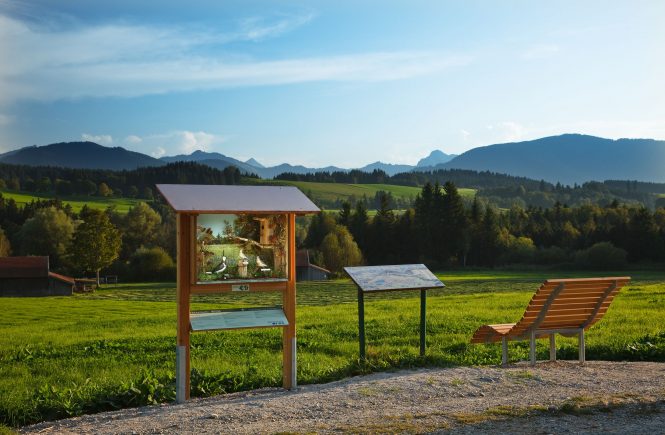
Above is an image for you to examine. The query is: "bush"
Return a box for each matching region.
[499,234,536,264]
[129,247,176,281]
[575,242,627,270]
[534,246,569,265]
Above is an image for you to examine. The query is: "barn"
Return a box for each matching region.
[296,249,330,281]
[0,256,75,297]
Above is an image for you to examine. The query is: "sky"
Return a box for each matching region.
[0,0,664,167]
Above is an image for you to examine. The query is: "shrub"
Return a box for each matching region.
[129,246,176,281]
[499,234,536,264]
[534,246,569,265]
[575,242,627,270]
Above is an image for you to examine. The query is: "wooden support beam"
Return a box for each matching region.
[176,213,192,403]
[282,213,297,389]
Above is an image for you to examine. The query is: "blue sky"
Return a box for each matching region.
[0,1,663,167]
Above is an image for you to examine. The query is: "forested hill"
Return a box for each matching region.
[0,161,246,198]
[439,134,665,184]
[0,141,161,170]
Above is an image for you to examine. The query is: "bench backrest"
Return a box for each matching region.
[509,277,630,338]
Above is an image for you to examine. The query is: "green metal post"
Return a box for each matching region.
[420,289,426,356]
[358,286,366,360]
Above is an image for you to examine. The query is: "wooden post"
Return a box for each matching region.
[282,213,297,389]
[176,213,192,403]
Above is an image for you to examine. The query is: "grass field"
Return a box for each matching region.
[252,180,476,206]
[0,190,144,214]
[1,270,664,427]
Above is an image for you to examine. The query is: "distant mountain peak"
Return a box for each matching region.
[417,149,456,167]
[245,158,265,168]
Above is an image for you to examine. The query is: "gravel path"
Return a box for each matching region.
[22,361,665,434]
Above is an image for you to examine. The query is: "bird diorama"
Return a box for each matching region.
[196,214,287,282]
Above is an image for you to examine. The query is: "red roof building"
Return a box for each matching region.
[0,256,75,297]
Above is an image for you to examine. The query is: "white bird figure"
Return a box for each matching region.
[256,256,267,268]
[238,249,248,260]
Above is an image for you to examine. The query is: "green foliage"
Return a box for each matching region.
[97,183,112,197]
[121,202,162,257]
[320,225,363,274]
[0,226,10,257]
[575,242,628,270]
[69,209,122,283]
[17,206,74,266]
[128,247,176,281]
[499,233,536,264]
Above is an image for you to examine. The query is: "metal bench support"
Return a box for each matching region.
[549,334,556,361]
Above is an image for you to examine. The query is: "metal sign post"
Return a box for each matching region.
[345,264,445,361]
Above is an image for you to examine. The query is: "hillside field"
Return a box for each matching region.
[256,180,476,205]
[0,190,144,214]
[1,270,664,428]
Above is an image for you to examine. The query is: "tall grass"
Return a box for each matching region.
[1,270,664,427]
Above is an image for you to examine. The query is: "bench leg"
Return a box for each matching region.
[579,329,585,364]
[549,334,556,361]
[529,330,536,366]
[501,337,508,366]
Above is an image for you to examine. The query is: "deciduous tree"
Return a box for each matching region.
[70,209,121,285]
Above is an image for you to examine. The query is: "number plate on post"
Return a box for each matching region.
[232,284,250,292]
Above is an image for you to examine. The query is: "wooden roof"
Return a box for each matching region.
[156,184,320,214]
[0,256,49,278]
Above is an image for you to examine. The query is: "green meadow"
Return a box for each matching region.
[254,180,476,205]
[1,270,664,427]
[0,190,144,214]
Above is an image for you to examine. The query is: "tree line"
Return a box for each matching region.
[0,192,177,284]
[277,168,665,209]
[303,182,665,275]
[0,162,247,199]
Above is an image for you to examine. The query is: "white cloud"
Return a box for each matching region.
[0,14,471,104]
[81,133,113,145]
[124,135,142,144]
[151,146,166,158]
[239,13,315,41]
[460,129,471,141]
[121,130,226,157]
[493,121,527,142]
[522,43,560,60]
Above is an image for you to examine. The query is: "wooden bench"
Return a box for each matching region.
[471,277,630,365]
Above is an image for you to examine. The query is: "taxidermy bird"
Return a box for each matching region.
[256,256,268,268]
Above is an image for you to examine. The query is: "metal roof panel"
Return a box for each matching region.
[156,184,320,214]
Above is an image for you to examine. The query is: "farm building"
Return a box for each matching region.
[296,249,330,281]
[0,256,75,297]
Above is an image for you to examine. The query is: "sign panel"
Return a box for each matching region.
[344,264,445,292]
[196,214,288,283]
[190,307,289,331]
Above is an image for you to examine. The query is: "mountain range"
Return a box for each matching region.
[1,134,664,184]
